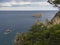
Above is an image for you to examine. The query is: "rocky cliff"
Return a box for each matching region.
[51,11,60,25]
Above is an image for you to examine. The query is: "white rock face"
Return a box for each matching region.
[52,16,60,25]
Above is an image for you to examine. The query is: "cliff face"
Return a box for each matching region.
[51,11,60,25]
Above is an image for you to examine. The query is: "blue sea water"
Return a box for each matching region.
[0,11,57,45]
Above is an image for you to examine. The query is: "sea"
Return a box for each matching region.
[0,11,57,45]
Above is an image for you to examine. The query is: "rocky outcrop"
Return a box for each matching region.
[44,19,53,28]
[35,20,41,26]
[52,16,60,25]
[44,19,50,26]
[44,11,60,28]
[51,11,60,25]
[14,32,24,45]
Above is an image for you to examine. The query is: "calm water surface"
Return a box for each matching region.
[0,11,57,45]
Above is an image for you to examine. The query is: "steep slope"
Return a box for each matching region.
[51,11,60,25]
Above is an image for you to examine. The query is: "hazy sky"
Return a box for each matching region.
[0,0,50,7]
[0,0,58,11]
[0,0,48,2]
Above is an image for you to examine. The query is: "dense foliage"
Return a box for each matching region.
[14,12,60,45]
[14,24,60,45]
[53,0,60,4]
